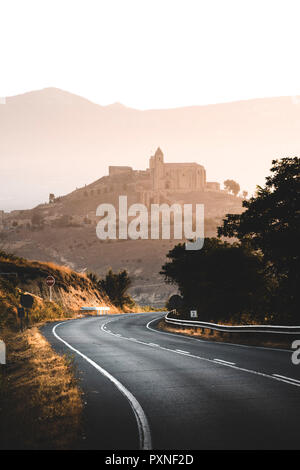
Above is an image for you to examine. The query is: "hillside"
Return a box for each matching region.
[0,251,117,330]
[1,156,243,306]
[1,88,300,211]
[0,201,242,308]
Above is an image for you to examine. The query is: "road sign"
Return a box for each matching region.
[46,276,55,301]
[46,276,55,287]
[190,310,198,318]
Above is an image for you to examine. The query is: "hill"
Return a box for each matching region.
[0,189,243,307]
[0,251,117,330]
[1,88,300,211]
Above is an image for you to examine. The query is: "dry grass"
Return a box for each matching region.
[0,253,119,315]
[159,320,293,349]
[0,327,83,449]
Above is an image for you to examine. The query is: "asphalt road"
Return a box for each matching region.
[41,313,300,450]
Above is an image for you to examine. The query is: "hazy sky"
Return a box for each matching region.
[1,0,300,109]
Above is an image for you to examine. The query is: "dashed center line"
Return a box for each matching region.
[175,349,190,354]
[100,317,300,389]
[214,358,235,365]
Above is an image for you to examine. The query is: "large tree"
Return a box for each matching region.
[218,157,300,320]
[160,238,267,322]
[224,179,240,196]
[99,269,133,309]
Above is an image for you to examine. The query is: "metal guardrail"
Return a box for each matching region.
[165,311,300,335]
[81,307,110,315]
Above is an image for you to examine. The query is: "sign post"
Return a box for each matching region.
[46,276,55,301]
[17,306,25,331]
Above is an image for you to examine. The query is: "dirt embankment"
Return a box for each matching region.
[0,254,118,318]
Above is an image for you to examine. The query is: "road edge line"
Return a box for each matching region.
[52,321,152,450]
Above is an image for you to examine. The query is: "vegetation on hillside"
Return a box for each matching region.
[0,250,117,331]
[87,268,135,310]
[223,179,240,196]
[0,252,122,449]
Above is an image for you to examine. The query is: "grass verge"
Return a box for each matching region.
[0,326,83,450]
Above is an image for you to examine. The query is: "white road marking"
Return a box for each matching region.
[214,359,235,365]
[52,321,152,450]
[175,349,190,354]
[273,374,300,384]
[101,316,300,389]
[148,343,160,347]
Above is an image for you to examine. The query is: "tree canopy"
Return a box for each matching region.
[224,179,240,196]
[161,158,300,324]
[219,157,300,319]
[99,269,133,308]
[160,238,267,322]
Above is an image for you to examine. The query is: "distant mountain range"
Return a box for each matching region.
[1,87,300,211]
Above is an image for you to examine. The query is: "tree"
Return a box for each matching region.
[224,179,240,196]
[165,294,184,313]
[242,190,248,199]
[160,238,267,322]
[87,271,99,284]
[218,157,300,321]
[99,269,133,308]
[49,193,55,204]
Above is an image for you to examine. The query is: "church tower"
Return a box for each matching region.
[149,147,164,190]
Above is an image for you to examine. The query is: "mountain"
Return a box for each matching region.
[1,88,300,211]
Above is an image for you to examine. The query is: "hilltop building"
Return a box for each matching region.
[107,147,220,205]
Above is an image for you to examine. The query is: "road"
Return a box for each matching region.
[42,312,300,450]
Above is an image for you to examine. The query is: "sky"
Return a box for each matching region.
[1,0,300,109]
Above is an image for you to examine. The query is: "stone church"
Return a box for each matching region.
[149,147,206,192]
[108,147,220,205]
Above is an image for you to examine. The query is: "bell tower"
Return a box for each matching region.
[150,147,164,190]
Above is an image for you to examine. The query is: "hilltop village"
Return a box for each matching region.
[0,148,241,231]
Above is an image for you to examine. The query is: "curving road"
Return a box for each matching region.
[41,313,300,450]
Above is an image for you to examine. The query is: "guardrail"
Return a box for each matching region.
[81,307,110,315]
[165,311,300,335]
